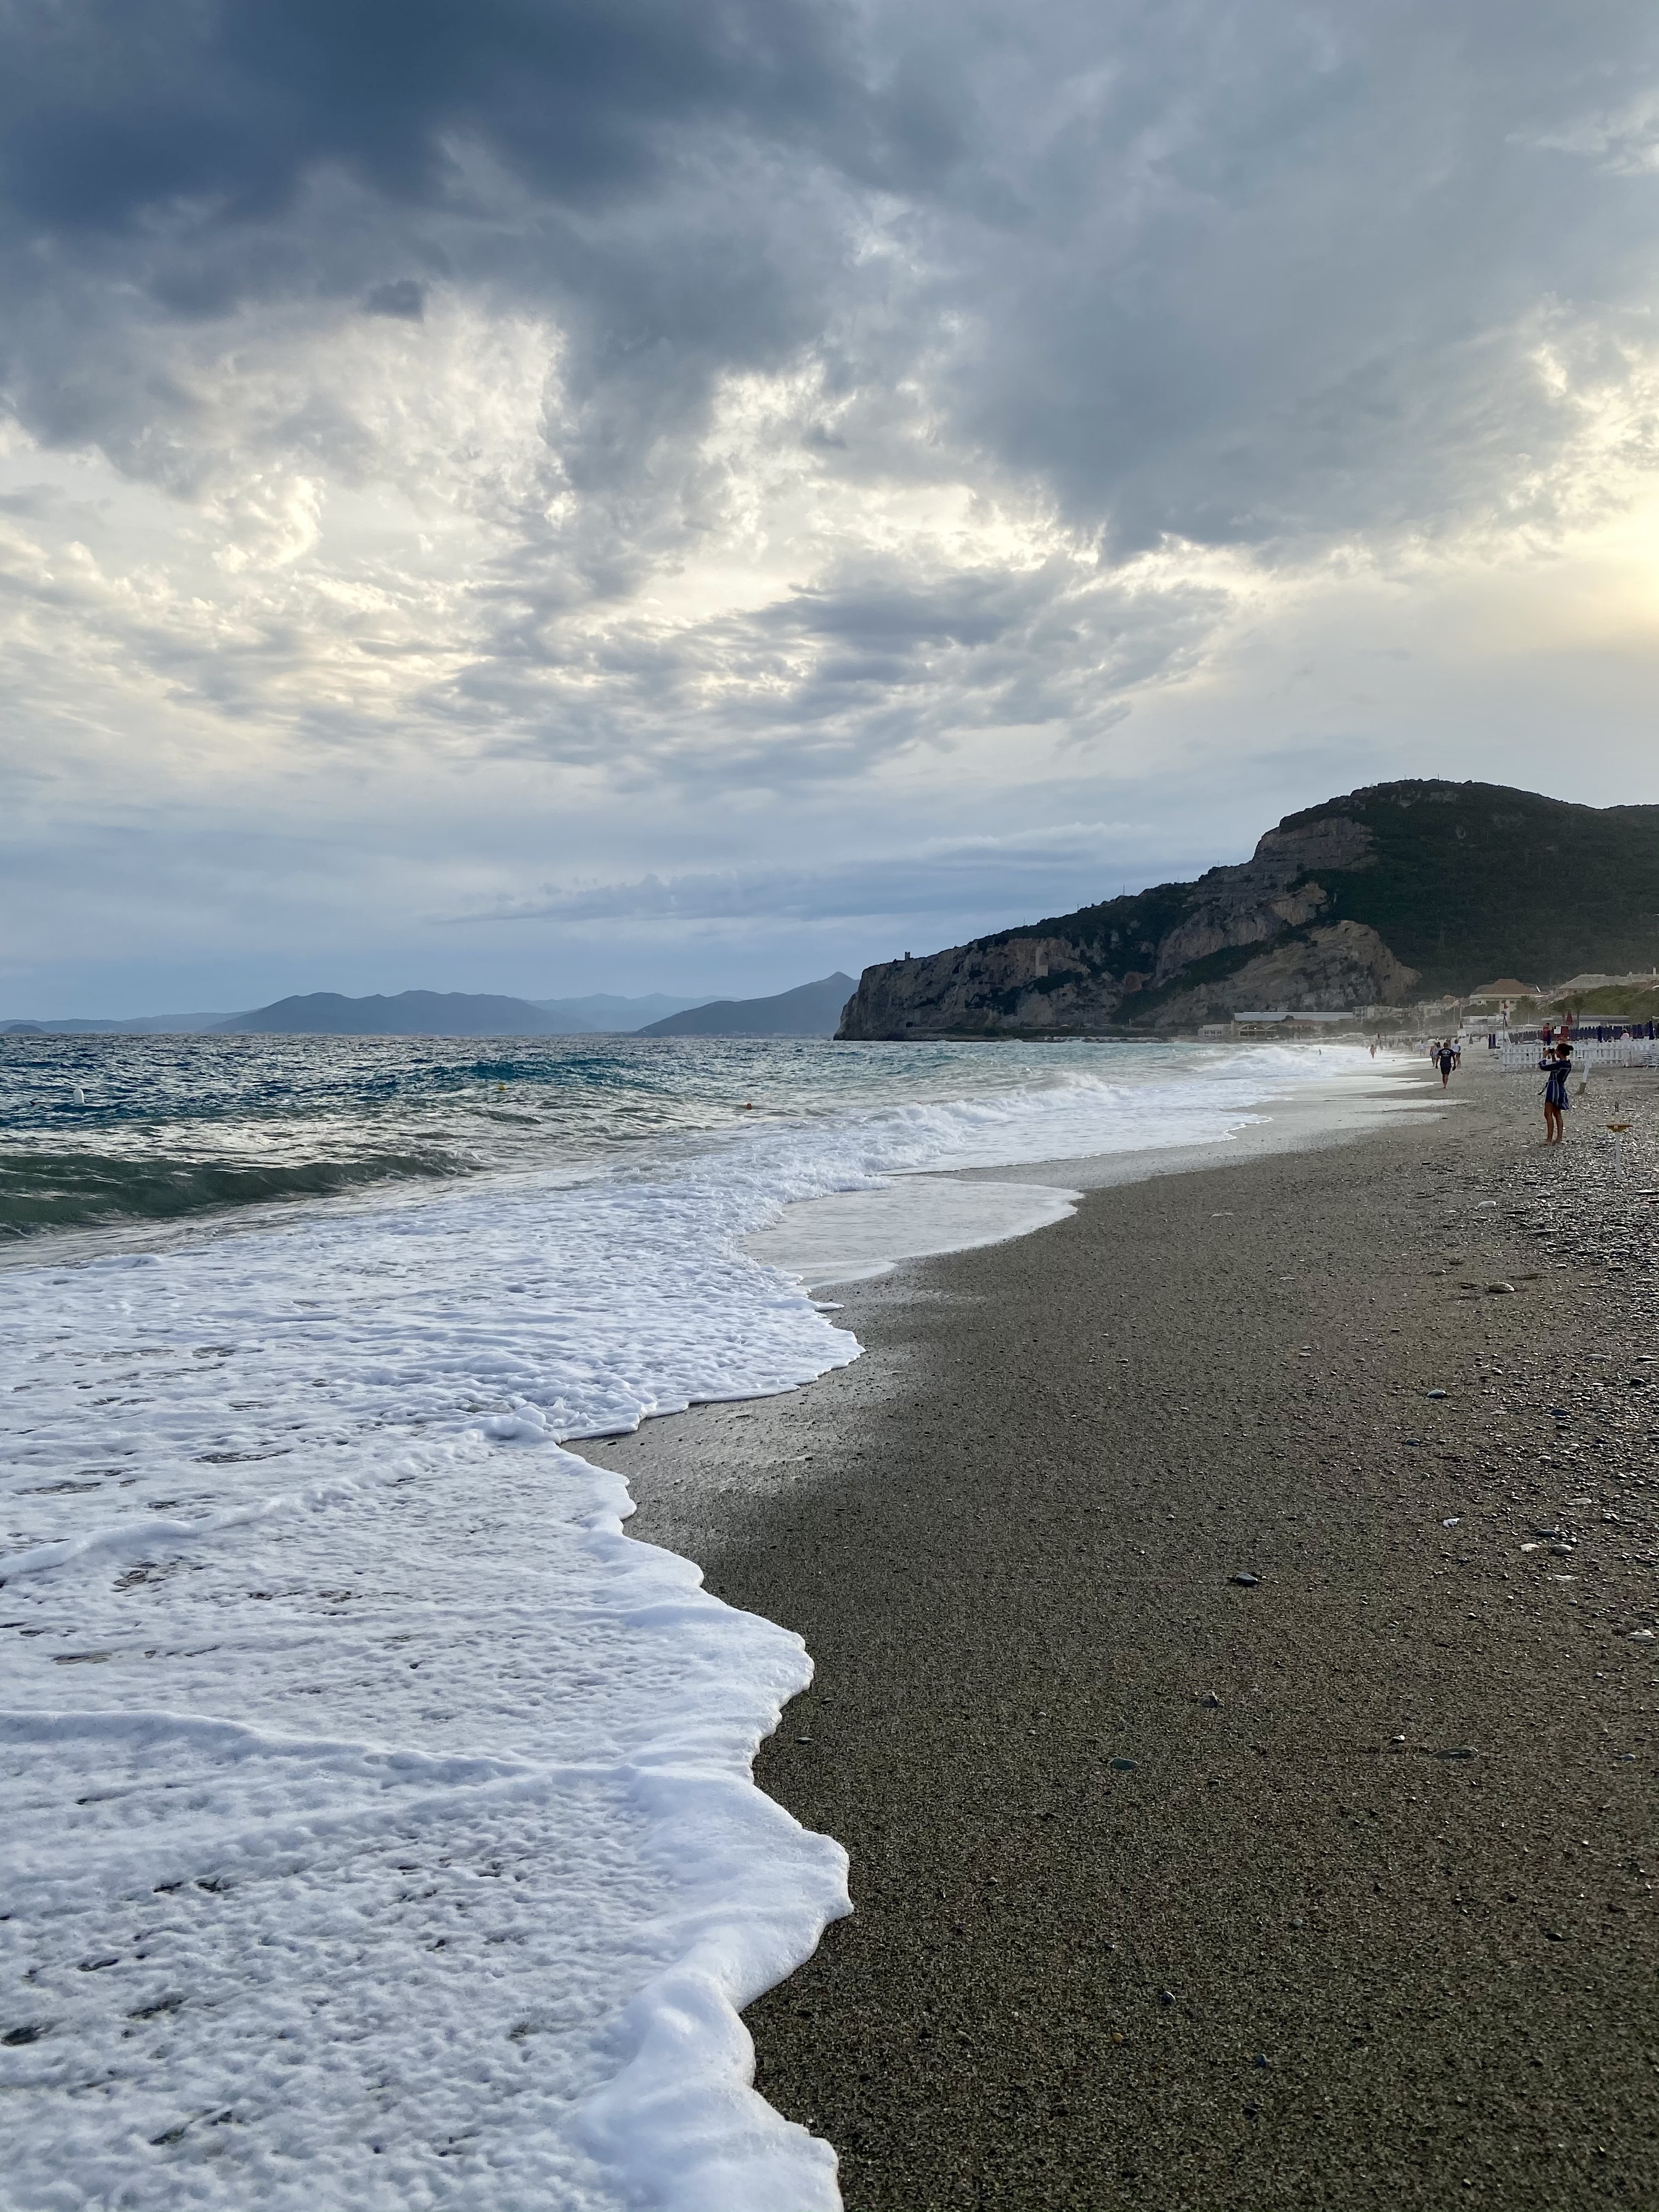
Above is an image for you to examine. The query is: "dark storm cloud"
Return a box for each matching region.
[932,0,1659,550]
[0,0,878,482]
[0,0,866,229]
[6,0,1659,558]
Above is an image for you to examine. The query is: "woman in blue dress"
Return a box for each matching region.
[1539,1040,1573,1145]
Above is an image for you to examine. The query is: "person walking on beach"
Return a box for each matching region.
[1435,1041,1455,1088]
[1541,1039,1573,1144]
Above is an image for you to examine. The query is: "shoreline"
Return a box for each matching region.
[574,1059,1659,2209]
[746,1054,1437,1287]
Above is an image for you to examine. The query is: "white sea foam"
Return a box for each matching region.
[746,1176,1084,1283]
[0,1041,1376,2208]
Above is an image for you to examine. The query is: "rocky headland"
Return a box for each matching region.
[838,779,1659,1040]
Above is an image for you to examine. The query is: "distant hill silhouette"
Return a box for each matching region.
[638,974,857,1037]
[216,990,572,1037]
[6,990,720,1039]
[1,1012,230,1035]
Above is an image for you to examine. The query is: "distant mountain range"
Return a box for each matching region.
[0,1012,232,1036]
[3,984,848,1039]
[212,990,574,1037]
[210,989,710,1037]
[637,974,858,1037]
[839,780,1659,1037]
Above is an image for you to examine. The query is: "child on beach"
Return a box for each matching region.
[1540,1040,1573,1144]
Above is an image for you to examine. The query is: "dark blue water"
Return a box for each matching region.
[0,1030,1195,1239]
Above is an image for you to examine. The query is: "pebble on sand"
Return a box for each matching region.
[1231,1572,1261,1587]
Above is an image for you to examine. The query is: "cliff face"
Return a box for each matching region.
[840,809,1415,1037]
[839,778,1659,1040]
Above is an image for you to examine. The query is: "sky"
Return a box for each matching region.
[5,1,1659,1015]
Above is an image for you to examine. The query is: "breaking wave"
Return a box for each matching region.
[0,1147,466,1237]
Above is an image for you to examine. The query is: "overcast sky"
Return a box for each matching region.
[5,0,1659,1013]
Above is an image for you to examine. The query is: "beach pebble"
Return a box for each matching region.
[1230,1572,1260,1587]
[1199,1691,1222,1708]
[1629,1629,1655,1641]
[1426,1389,1448,1400]
[1156,1989,1176,2007]
[1486,1282,1516,1295]
[1109,1757,1138,1773]
[1442,1516,1461,1528]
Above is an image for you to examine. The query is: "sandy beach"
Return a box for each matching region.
[574,1057,1659,2210]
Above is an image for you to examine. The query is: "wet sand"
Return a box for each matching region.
[575,1060,1659,2209]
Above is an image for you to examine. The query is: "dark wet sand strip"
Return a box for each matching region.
[576,1065,1659,2210]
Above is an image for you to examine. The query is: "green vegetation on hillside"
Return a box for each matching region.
[1279,781,1659,996]
[980,781,1659,1007]
[1539,984,1659,1019]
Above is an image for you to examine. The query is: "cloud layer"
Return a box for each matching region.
[5,0,1659,1009]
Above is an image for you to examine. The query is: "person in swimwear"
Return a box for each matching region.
[1540,1039,1573,1144]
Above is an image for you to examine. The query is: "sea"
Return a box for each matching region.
[0,1030,1374,2209]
